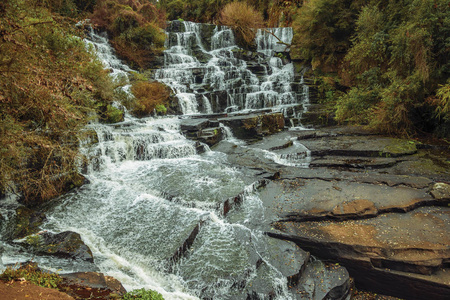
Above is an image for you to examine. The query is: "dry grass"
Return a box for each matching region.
[130,81,170,117]
[219,2,263,48]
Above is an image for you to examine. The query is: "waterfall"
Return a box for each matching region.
[155,21,307,120]
[0,24,317,300]
[0,15,325,299]
[256,27,293,56]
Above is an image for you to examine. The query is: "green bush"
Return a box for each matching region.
[123,288,164,300]
[293,0,450,136]
[0,264,62,289]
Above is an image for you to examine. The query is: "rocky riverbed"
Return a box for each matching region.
[209,121,450,300]
[1,119,449,299]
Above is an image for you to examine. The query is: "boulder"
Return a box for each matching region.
[218,112,285,140]
[60,272,127,299]
[8,206,46,240]
[268,206,450,300]
[21,231,94,262]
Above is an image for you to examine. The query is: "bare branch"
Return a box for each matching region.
[262,28,291,52]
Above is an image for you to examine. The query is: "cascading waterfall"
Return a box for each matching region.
[155,21,308,119]
[0,23,314,299]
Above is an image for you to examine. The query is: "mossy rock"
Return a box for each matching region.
[383,139,417,156]
[262,113,285,134]
[21,231,94,262]
[9,206,46,240]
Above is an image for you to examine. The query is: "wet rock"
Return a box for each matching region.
[294,261,351,300]
[8,206,46,240]
[259,178,434,222]
[263,237,310,287]
[21,231,94,262]
[197,127,223,147]
[168,94,182,115]
[247,236,312,300]
[430,182,450,200]
[60,272,126,299]
[220,180,269,216]
[269,206,450,300]
[170,221,203,263]
[218,112,285,140]
[301,108,337,128]
[310,156,401,169]
[180,118,210,132]
[209,90,229,112]
[301,135,418,158]
[331,199,378,219]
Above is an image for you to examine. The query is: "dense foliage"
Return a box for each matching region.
[0,0,119,205]
[130,80,171,116]
[123,288,165,300]
[91,0,166,68]
[158,0,299,25]
[292,0,450,136]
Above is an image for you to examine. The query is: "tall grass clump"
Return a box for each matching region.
[219,1,264,50]
[130,81,171,117]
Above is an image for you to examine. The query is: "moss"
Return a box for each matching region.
[262,113,285,134]
[104,105,124,123]
[383,139,417,155]
[11,207,45,240]
[155,104,167,114]
[242,117,259,129]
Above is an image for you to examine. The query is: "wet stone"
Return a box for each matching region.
[430,182,450,200]
[21,231,94,262]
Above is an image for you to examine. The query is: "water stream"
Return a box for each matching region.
[0,22,313,299]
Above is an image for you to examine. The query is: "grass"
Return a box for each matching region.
[0,263,62,289]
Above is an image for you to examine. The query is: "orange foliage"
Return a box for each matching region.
[219,2,263,49]
[131,81,170,116]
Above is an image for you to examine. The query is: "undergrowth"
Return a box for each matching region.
[0,0,120,206]
[0,263,62,289]
[123,288,165,300]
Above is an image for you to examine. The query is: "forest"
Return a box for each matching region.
[0,0,449,205]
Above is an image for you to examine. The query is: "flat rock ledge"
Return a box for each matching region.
[213,125,450,299]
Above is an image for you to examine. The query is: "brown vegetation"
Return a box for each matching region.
[91,0,166,68]
[0,0,118,205]
[219,2,263,49]
[130,81,171,116]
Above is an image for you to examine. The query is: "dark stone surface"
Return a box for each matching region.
[8,206,46,240]
[213,125,450,299]
[23,231,94,262]
[60,271,127,298]
[180,118,210,132]
[218,112,285,140]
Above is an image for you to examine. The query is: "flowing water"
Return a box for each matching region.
[0,22,312,299]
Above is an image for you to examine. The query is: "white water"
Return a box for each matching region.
[155,22,306,119]
[0,23,313,299]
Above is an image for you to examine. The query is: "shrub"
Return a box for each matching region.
[291,0,363,70]
[91,0,166,68]
[123,288,164,300]
[0,263,62,289]
[219,1,264,50]
[432,81,450,121]
[130,81,171,117]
